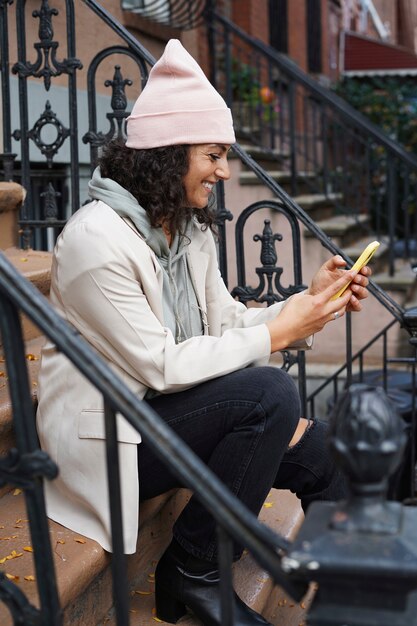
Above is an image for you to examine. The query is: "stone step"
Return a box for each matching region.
[1,247,52,345]
[239,170,317,188]
[293,193,343,221]
[372,260,416,296]
[303,214,370,247]
[231,143,291,164]
[99,490,306,626]
[0,487,191,626]
[0,182,25,249]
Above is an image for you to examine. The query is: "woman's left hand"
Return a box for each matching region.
[307,255,371,312]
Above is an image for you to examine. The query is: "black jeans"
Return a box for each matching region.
[140,366,346,561]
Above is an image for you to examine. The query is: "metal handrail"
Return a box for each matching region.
[210,10,417,170]
[232,143,404,322]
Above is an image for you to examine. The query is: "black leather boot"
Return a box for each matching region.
[155,540,273,625]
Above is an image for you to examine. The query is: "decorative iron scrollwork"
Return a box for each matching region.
[13,100,70,167]
[232,219,305,306]
[12,0,82,91]
[281,350,299,372]
[0,448,58,490]
[41,182,61,220]
[0,572,41,626]
[83,65,133,147]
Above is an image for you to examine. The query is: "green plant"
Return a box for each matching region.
[335,76,417,154]
[230,59,279,123]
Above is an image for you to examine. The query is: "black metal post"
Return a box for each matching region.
[284,384,417,625]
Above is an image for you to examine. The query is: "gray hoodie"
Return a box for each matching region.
[88,167,203,347]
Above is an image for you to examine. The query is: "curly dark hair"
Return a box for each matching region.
[98,140,216,235]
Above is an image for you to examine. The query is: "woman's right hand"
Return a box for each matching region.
[266,270,357,353]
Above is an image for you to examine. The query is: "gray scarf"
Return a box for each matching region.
[88,167,203,345]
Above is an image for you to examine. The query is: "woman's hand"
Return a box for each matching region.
[307,255,371,312]
[266,270,356,353]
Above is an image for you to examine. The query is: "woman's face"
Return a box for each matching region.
[183,143,231,209]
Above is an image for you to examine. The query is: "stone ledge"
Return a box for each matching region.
[0,182,26,214]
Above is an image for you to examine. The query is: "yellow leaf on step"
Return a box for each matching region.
[135,590,152,595]
[13,489,22,496]
[74,538,86,544]
[23,546,33,552]
[6,573,19,581]
[263,501,274,508]
[24,575,36,582]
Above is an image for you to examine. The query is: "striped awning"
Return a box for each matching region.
[121,0,208,30]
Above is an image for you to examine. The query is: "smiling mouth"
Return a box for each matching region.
[202,182,214,191]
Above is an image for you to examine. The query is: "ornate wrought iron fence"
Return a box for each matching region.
[0,0,155,249]
[206,8,417,276]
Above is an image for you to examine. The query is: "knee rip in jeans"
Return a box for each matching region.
[287,417,314,452]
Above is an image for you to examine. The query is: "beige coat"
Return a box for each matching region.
[36,201,310,553]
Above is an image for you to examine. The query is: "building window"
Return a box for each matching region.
[307,0,322,73]
[269,0,288,53]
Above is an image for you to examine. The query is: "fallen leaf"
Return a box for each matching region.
[26,354,38,361]
[6,573,19,581]
[20,258,28,262]
[24,575,35,582]
[153,618,163,623]
[23,547,33,553]
[14,525,23,529]
[0,550,23,563]
[134,590,152,595]
[56,540,65,545]
[0,372,5,377]
[13,489,22,496]
[263,502,274,508]
[74,538,86,544]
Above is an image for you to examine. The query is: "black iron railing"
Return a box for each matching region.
[0,249,305,625]
[206,9,417,276]
[0,0,155,249]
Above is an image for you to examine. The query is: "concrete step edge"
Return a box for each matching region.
[1,248,52,345]
[0,487,188,626]
[231,145,291,161]
[303,214,369,238]
[239,171,317,185]
[3,247,52,297]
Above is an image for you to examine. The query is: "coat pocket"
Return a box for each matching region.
[78,410,141,444]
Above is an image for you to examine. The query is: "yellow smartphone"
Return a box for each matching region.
[331,240,380,300]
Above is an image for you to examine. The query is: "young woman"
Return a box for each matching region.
[36,40,370,625]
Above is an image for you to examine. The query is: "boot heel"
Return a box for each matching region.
[155,583,187,624]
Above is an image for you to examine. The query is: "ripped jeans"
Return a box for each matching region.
[139,366,347,561]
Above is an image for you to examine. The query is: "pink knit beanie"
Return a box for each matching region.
[125,39,235,149]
